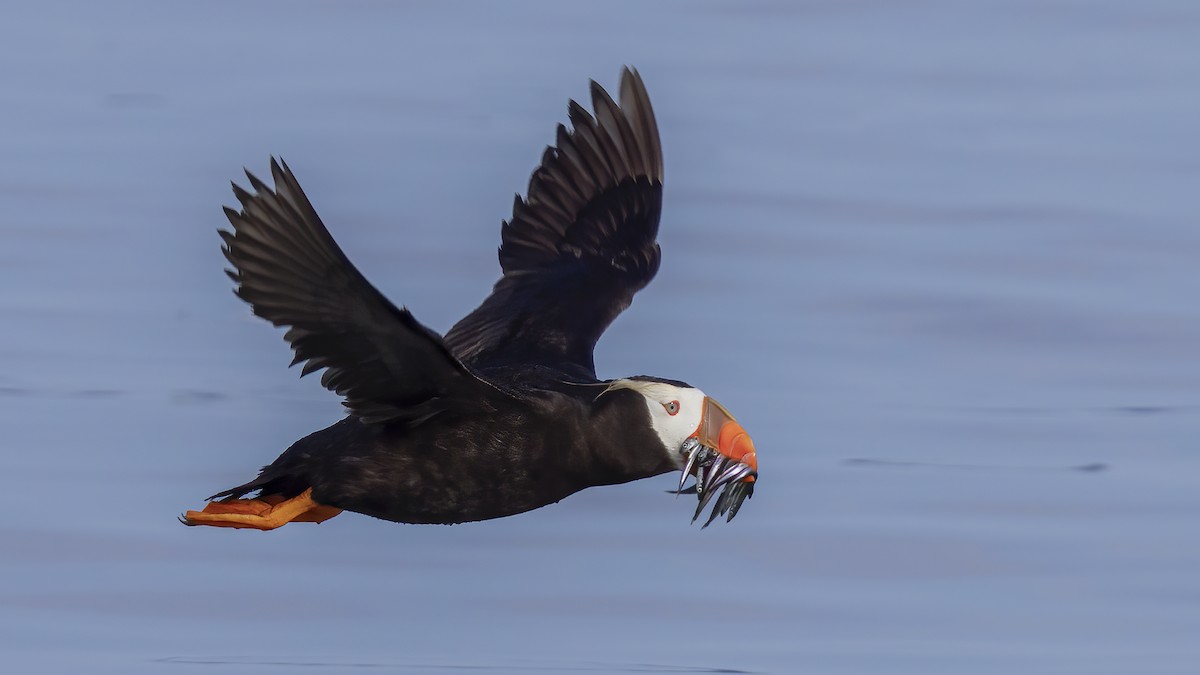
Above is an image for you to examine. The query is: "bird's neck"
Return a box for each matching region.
[575,393,677,488]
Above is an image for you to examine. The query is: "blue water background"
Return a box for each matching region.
[1,1,1197,673]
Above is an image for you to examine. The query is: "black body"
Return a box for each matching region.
[210,69,673,524]
[218,377,672,524]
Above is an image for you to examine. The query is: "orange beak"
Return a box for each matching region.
[694,397,757,480]
[678,396,758,527]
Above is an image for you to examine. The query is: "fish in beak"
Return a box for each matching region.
[675,397,758,527]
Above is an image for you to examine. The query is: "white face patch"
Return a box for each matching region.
[603,379,706,468]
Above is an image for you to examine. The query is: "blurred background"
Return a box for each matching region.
[1,1,1197,673]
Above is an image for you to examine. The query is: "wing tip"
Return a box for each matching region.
[616,66,662,182]
[498,68,664,275]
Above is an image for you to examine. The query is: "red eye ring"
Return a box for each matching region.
[663,400,680,416]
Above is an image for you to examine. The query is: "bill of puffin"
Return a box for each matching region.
[182,68,758,531]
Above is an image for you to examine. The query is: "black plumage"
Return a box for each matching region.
[220,161,512,425]
[445,72,663,379]
[185,68,732,528]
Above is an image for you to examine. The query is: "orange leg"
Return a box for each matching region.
[181,488,342,530]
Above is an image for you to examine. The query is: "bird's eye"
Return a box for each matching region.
[663,400,680,416]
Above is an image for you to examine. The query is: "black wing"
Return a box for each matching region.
[443,67,664,380]
[221,158,509,424]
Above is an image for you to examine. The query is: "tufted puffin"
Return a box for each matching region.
[182,68,758,531]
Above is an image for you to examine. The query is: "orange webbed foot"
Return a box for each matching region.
[181,488,342,530]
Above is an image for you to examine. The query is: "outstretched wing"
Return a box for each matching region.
[444,67,664,380]
[221,158,508,424]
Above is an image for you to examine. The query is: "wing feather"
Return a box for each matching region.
[222,158,508,424]
[444,68,664,379]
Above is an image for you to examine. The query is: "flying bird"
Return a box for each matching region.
[182,68,758,531]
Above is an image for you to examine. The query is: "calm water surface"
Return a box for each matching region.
[1,1,1198,673]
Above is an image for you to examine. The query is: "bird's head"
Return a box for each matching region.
[600,377,757,527]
